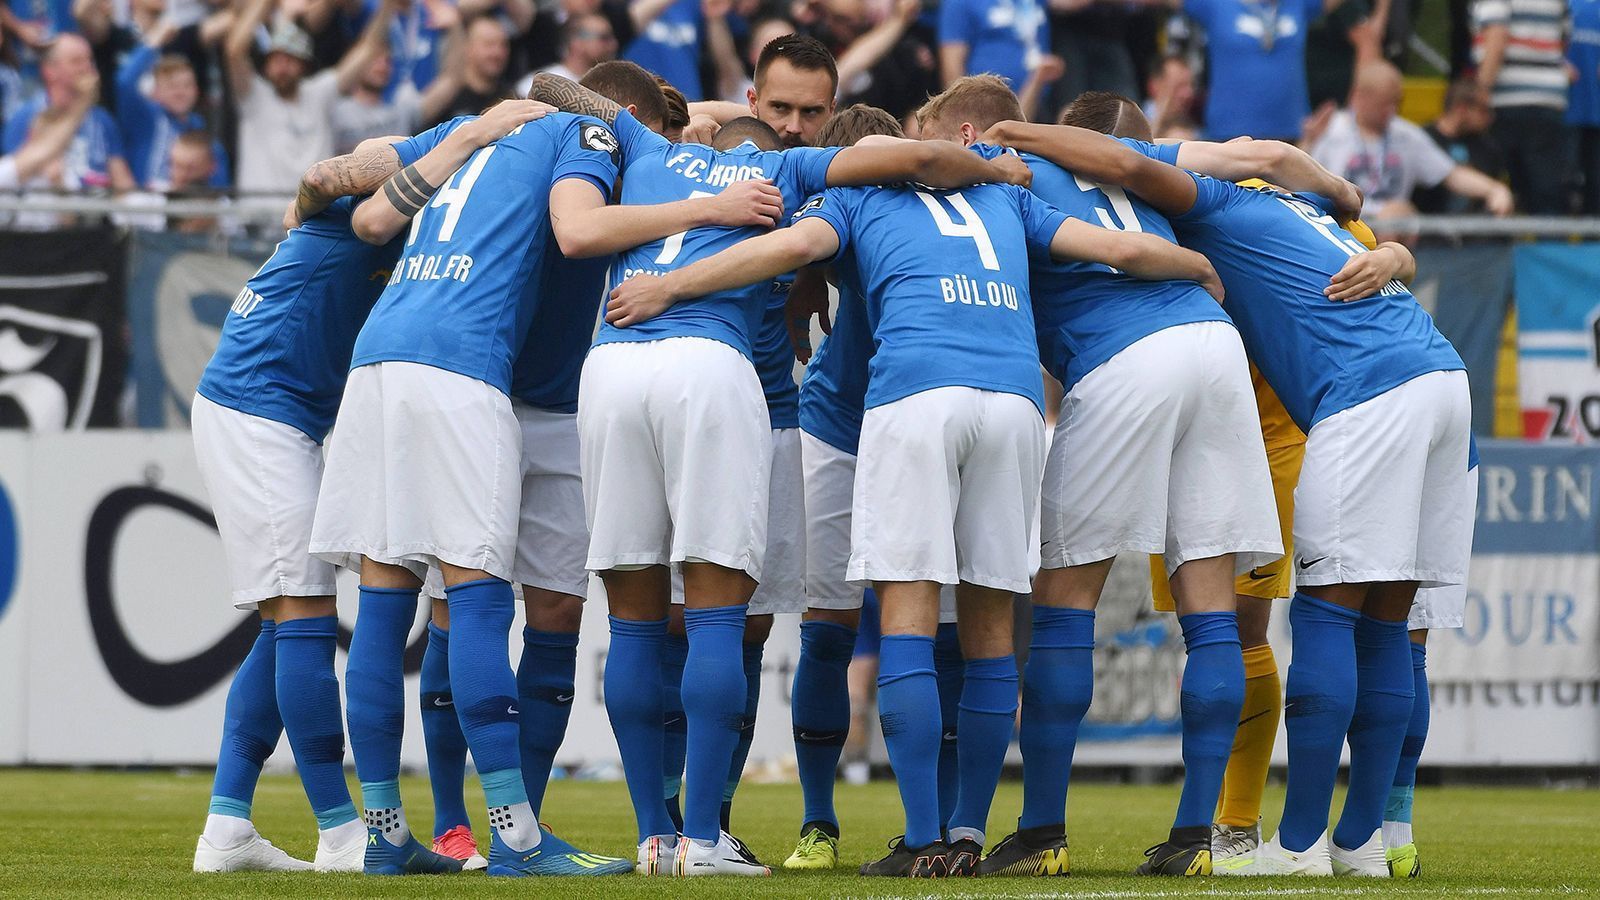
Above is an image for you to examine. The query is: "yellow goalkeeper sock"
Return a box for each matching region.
[1215,643,1281,828]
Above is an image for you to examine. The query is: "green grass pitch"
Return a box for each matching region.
[2,769,1596,898]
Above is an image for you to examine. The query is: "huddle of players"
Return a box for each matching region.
[188,30,1475,881]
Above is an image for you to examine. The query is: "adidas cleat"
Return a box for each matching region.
[944,837,982,876]
[636,834,678,875]
[487,829,633,876]
[782,823,839,869]
[859,836,949,877]
[193,831,314,873]
[362,827,464,875]
[1211,820,1261,861]
[314,828,367,873]
[432,824,488,871]
[674,832,771,876]
[1386,841,1421,878]
[977,829,1070,876]
[1330,828,1387,877]
[1215,830,1333,876]
[1135,827,1212,876]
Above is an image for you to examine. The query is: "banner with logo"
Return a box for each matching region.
[1412,243,1514,437]
[0,226,127,430]
[125,232,272,428]
[1514,243,1600,442]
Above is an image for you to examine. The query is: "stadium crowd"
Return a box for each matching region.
[0,0,1597,212]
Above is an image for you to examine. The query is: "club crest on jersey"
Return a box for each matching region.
[581,123,621,163]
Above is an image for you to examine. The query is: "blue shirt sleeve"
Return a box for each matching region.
[1117,136,1181,165]
[780,145,845,203]
[390,115,470,167]
[93,108,124,159]
[115,45,159,134]
[939,0,972,45]
[1013,185,1070,251]
[209,139,231,187]
[552,115,621,196]
[794,188,852,260]
[1177,171,1240,221]
[614,108,670,164]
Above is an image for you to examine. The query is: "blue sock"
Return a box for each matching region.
[933,622,964,830]
[949,655,1018,840]
[274,616,357,830]
[209,620,282,820]
[1018,607,1094,831]
[660,633,689,831]
[607,616,674,842]
[720,641,763,831]
[346,587,416,806]
[1332,615,1414,851]
[517,627,580,816]
[878,634,942,848]
[1386,642,1429,827]
[792,620,856,830]
[681,605,748,843]
[1173,611,1245,830]
[420,622,470,836]
[444,579,525,812]
[1279,593,1360,852]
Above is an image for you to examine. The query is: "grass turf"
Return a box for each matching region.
[1,769,1595,898]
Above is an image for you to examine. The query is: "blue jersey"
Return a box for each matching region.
[1141,157,1464,430]
[595,110,841,359]
[754,274,799,429]
[938,0,1048,91]
[797,181,1066,414]
[1185,0,1321,139]
[974,143,1230,391]
[624,0,704,99]
[116,45,230,189]
[509,250,609,412]
[2,101,125,189]
[351,112,620,394]
[196,120,464,440]
[1570,0,1600,126]
[798,280,872,454]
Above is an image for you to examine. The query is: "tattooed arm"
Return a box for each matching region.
[527,73,623,124]
[290,139,405,230]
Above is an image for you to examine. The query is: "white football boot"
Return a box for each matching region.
[194,831,315,873]
[1214,830,1333,876]
[636,834,679,875]
[1330,828,1388,877]
[1211,820,1262,861]
[674,832,772,876]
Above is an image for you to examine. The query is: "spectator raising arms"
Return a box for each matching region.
[0,66,97,189]
[115,20,231,189]
[624,0,704,99]
[1309,60,1513,218]
[1473,0,1572,212]
[332,0,460,152]
[1181,0,1344,141]
[1,33,134,191]
[223,1,340,194]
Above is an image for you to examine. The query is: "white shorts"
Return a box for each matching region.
[191,394,336,608]
[749,427,806,615]
[1041,322,1282,576]
[309,362,521,582]
[579,338,770,579]
[1295,370,1474,588]
[848,387,1045,593]
[1408,464,1478,630]
[419,404,590,601]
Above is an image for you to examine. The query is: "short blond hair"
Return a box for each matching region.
[917,74,1024,136]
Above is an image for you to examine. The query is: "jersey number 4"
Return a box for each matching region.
[407,145,497,246]
[915,191,1000,271]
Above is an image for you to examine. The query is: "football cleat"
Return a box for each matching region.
[977,830,1070,876]
[636,834,679,875]
[859,836,949,877]
[1215,830,1333,876]
[673,832,771,876]
[1330,828,1387,877]
[486,829,633,876]
[193,831,315,873]
[944,837,982,876]
[782,824,839,870]
[432,824,488,871]
[313,829,367,873]
[1135,838,1212,876]
[1211,820,1261,861]
[1386,842,1421,878]
[361,827,464,875]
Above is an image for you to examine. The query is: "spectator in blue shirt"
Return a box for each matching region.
[1,33,134,192]
[1571,0,1600,213]
[1181,0,1342,141]
[115,24,230,189]
[624,0,705,98]
[938,0,1048,98]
